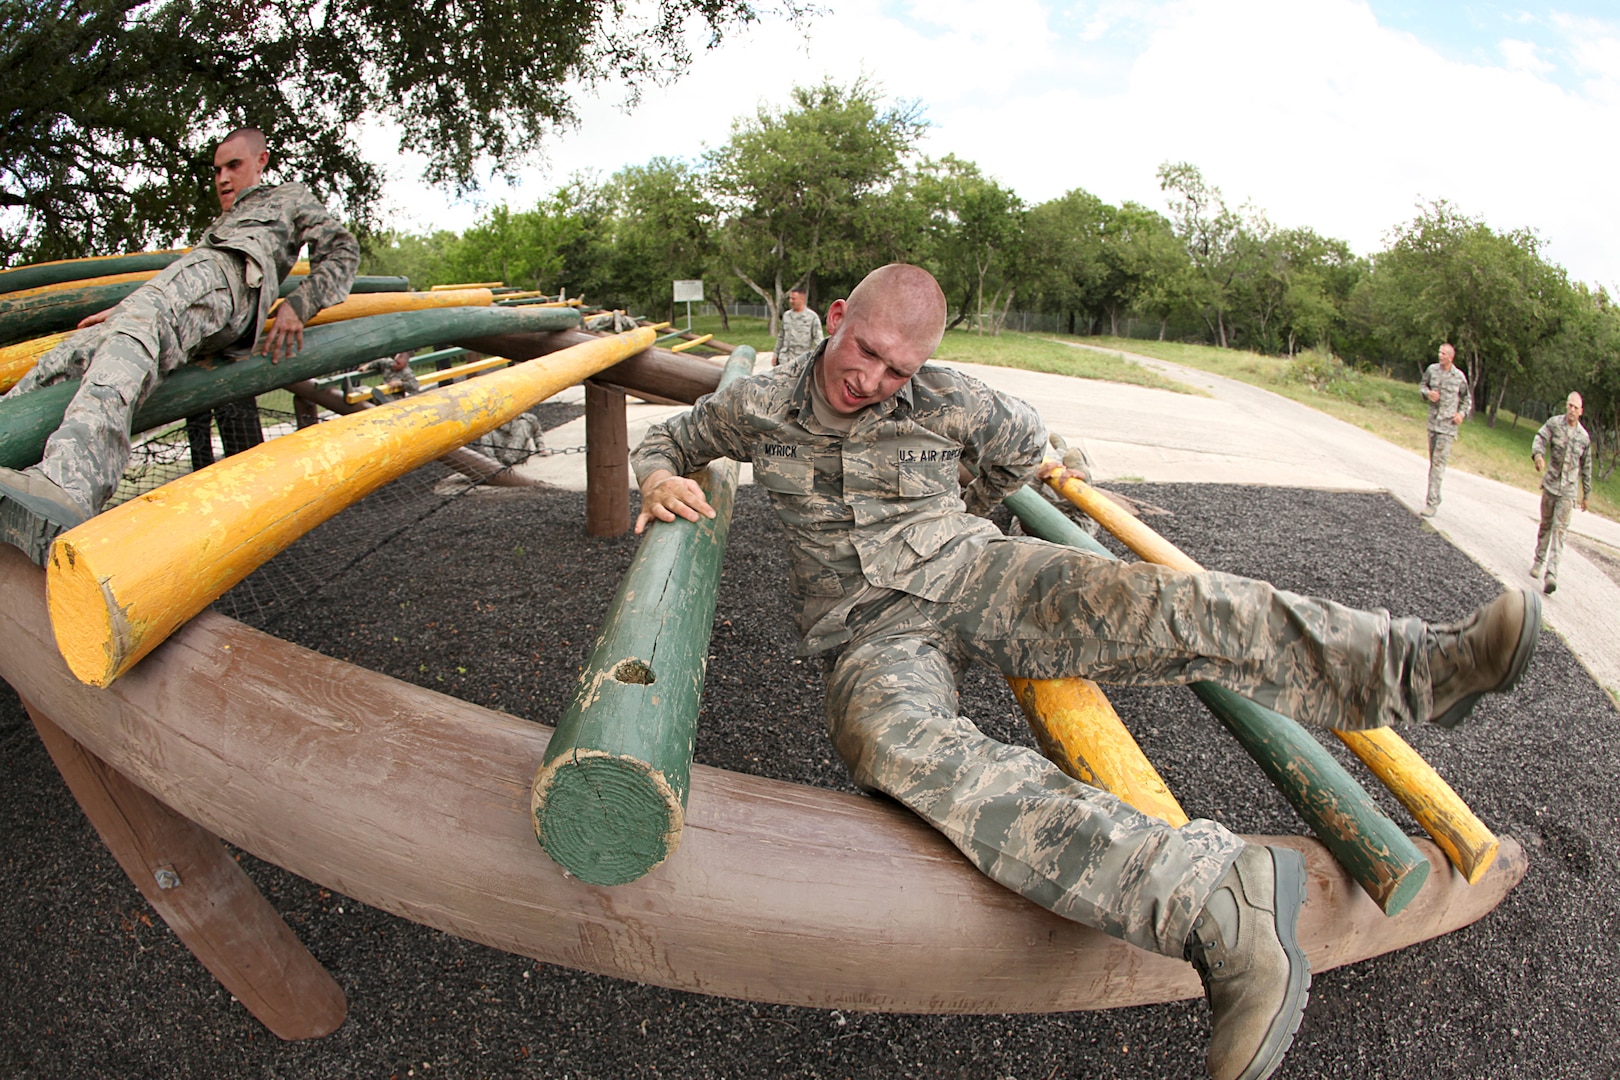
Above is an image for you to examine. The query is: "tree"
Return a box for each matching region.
[913,157,1025,334]
[706,78,927,335]
[440,181,609,296]
[1353,201,1570,424]
[600,159,715,322]
[1096,202,1184,338]
[360,229,461,289]
[1,0,769,265]
[1024,189,1108,335]
[1157,161,1245,348]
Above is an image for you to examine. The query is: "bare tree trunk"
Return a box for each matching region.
[734,267,779,337]
[989,289,1015,337]
[1158,317,1167,341]
[1489,372,1509,429]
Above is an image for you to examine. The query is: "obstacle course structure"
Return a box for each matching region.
[0,251,1527,1040]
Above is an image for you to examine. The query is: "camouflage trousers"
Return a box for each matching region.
[822,536,1431,957]
[1534,490,1576,581]
[4,250,255,514]
[1425,430,1455,510]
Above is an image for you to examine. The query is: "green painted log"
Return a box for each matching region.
[0,304,582,470]
[0,251,188,294]
[1003,484,1431,915]
[531,347,757,886]
[0,275,412,346]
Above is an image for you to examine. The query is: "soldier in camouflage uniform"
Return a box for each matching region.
[635,263,1542,1080]
[1419,343,1472,516]
[633,265,1540,1080]
[773,286,823,366]
[1530,392,1593,594]
[0,127,359,565]
[358,351,423,399]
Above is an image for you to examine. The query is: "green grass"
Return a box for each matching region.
[931,328,1192,393]
[1084,335,1620,523]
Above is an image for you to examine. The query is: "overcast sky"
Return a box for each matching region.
[365,0,1620,290]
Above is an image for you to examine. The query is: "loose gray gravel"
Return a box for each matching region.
[3,477,1616,1080]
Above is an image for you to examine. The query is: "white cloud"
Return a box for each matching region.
[371,0,1620,289]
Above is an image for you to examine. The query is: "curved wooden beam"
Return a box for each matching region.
[0,546,1526,1016]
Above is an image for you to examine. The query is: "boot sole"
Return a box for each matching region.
[1238,846,1312,1080]
[0,496,63,568]
[1432,589,1542,729]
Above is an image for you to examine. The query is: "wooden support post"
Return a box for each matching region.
[585,379,630,536]
[22,699,347,1040]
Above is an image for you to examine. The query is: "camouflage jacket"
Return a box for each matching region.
[775,306,824,364]
[633,345,1047,652]
[197,182,359,350]
[358,356,421,395]
[1420,363,1472,434]
[1532,416,1593,499]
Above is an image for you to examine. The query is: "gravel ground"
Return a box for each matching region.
[3,470,1617,1080]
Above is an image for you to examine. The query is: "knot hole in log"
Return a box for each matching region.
[613,659,655,685]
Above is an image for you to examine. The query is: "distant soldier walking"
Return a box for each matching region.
[1420,343,1471,516]
[1530,391,1593,594]
[0,127,359,566]
[773,286,823,366]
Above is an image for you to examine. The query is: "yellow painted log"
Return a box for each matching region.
[1336,729,1498,883]
[1043,466,1499,881]
[346,354,515,402]
[414,355,512,386]
[1007,676,1190,826]
[7,270,158,297]
[499,290,543,301]
[46,327,656,687]
[670,334,714,353]
[271,288,493,330]
[430,281,502,291]
[0,331,71,393]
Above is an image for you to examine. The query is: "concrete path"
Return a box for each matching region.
[514,346,1620,700]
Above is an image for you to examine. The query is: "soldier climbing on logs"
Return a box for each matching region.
[0,127,360,566]
[630,263,1542,1080]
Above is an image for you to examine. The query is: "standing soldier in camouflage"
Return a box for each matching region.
[1530,391,1593,594]
[631,264,1541,1080]
[0,127,359,566]
[1419,343,1471,516]
[772,286,823,366]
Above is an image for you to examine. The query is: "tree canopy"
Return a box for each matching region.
[0,0,769,264]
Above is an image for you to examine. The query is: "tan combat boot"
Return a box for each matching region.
[1427,588,1541,729]
[0,466,91,568]
[1186,844,1311,1080]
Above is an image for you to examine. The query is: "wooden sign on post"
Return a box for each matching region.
[672,279,703,330]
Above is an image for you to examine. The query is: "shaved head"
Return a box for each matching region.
[221,126,266,157]
[844,264,948,358]
[1568,391,1584,408]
